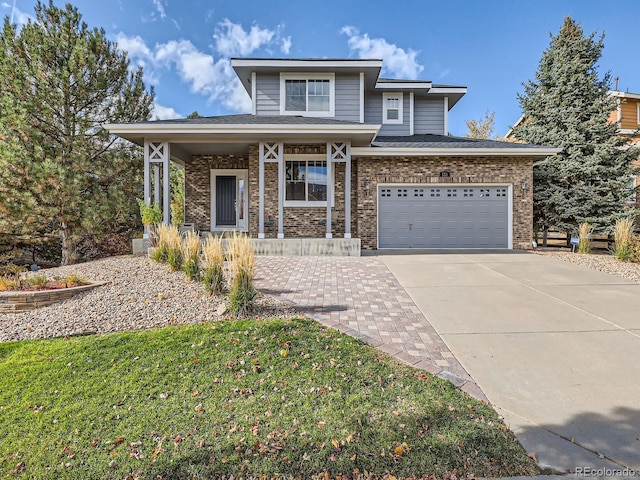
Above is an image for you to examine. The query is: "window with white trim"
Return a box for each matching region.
[285,160,328,204]
[280,73,335,116]
[383,92,403,124]
[637,102,640,125]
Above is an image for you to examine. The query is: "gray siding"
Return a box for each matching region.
[255,73,280,116]
[364,92,410,136]
[255,72,361,120]
[335,74,360,122]
[414,98,445,135]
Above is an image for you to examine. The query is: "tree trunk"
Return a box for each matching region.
[61,224,76,266]
[542,229,548,248]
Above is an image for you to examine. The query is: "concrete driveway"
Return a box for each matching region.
[379,251,640,472]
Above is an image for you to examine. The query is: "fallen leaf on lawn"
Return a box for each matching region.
[15,462,25,473]
[195,404,205,414]
[394,445,404,456]
[114,437,125,447]
[191,390,199,397]
[331,439,339,449]
[90,438,100,447]
[173,435,182,443]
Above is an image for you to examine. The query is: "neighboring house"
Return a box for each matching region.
[106,58,558,253]
[608,90,640,207]
[506,89,640,209]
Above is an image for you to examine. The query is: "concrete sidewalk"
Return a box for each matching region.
[379,251,640,473]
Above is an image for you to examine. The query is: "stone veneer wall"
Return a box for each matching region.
[355,156,534,250]
[185,154,249,232]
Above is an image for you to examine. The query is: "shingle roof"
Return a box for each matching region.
[371,134,554,150]
[133,114,363,126]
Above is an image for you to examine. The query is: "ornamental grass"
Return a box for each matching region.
[201,235,226,295]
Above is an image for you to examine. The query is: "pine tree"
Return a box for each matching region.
[513,17,639,238]
[0,1,154,264]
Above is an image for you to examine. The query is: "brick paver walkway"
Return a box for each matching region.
[255,255,487,401]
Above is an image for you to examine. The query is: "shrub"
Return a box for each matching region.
[27,274,48,289]
[578,222,593,254]
[182,231,201,281]
[228,232,256,317]
[201,235,226,295]
[65,273,87,287]
[137,200,163,247]
[612,217,635,261]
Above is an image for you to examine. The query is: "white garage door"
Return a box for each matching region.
[378,185,510,248]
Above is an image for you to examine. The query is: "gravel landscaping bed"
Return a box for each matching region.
[534,249,640,283]
[0,255,300,343]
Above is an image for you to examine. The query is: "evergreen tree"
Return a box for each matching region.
[0,1,154,264]
[513,17,639,238]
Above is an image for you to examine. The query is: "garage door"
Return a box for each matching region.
[378,185,509,248]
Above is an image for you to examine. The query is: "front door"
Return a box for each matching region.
[211,170,248,231]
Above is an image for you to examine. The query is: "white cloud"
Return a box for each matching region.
[213,18,276,56]
[341,25,423,79]
[2,1,31,27]
[113,19,287,113]
[152,0,166,19]
[152,103,183,120]
[281,36,292,55]
[114,34,249,112]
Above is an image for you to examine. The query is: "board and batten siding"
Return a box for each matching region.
[414,98,445,135]
[254,72,361,121]
[364,93,411,136]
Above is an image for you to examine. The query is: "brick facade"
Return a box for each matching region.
[355,156,533,249]
[185,154,249,232]
[186,147,534,250]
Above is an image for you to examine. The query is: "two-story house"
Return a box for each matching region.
[106,58,558,253]
[609,89,640,207]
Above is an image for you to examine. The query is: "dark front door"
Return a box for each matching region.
[216,176,236,226]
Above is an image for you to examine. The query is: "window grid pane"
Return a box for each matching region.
[285,80,306,111]
[308,79,330,112]
[285,160,327,202]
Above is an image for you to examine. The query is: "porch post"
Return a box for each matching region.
[153,164,161,206]
[277,154,284,239]
[162,146,170,225]
[325,148,333,239]
[143,141,151,238]
[144,141,171,225]
[258,142,265,239]
[344,142,352,239]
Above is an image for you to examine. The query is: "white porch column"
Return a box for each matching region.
[258,145,265,239]
[143,142,151,238]
[344,143,352,239]
[144,141,170,225]
[325,147,333,239]
[162,148,170,225]
[153,164,161,206]
[277,154,285,239]
[258,142,283,239]
[328,142,350,239]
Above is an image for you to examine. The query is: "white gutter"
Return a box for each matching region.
[105,123,380,136]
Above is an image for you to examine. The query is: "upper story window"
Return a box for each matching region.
[280,73,335,117]
[382,92,403,124]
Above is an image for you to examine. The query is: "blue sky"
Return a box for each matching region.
[3,0,639,136]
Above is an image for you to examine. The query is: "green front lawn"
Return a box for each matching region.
[0,318,538,479]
